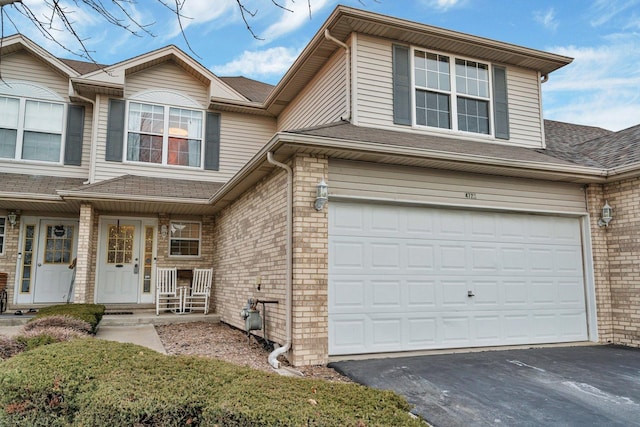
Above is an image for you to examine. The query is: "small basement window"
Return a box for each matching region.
[169,221,201,257]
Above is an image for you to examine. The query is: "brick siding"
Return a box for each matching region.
[589,178,640,347]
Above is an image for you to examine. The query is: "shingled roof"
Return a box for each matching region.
[570,124,640,169]
[290,121,580,167]
[0,173,85,198]
[58,58,106,75]
[541,120,613,167]
[59,175,223,200]
[219,76,274,103]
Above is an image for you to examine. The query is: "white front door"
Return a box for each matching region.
[32,220,79,303]
[96,219,142,304]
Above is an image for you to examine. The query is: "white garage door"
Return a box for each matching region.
[328,202,588,356]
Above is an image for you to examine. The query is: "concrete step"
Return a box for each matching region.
[99,312,221,326]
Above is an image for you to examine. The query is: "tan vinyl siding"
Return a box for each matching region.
[277,49,346,131]
[125,61,209,107]
[353,34,394,128]
[329,160,587,214]
[93,92,275,182]
[1,51,69,98]
[0,51,91,178]
[506,67,544,147]
[353,34,545,148]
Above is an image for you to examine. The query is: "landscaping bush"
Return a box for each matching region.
[0,335,25,360]
[23,315,93,335]
[0,339,424,426]
[16,327,89,351]
[33,304,105,334]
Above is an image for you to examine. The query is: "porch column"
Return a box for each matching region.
[74,203,95,303]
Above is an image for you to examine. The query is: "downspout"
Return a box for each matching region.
[266,151,292,369]
[71,92,98,185]
[324,29,351,122]
[540,74,549,83]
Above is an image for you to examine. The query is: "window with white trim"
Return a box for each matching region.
[0,96,65,162]
[126,101,203,168]
[414,50,491,135]
[0,217,5,255]
[169,221,201,257]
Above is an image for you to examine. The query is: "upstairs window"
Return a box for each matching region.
[414,50,491,135]
[126,102,203,168]
[0,96,65,162]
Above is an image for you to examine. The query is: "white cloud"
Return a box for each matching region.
[211,46,302,80]
[542,36,640,131]
[534,8,558,31]
[589,0,640,27]
[421,0,464,12]
[7,0,104,58]
[164,0,237,39]
[261,0,332,41]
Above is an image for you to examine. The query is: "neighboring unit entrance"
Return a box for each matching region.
[328,202,589,356]
[96,219,156,304]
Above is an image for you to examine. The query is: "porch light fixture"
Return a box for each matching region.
[598,201,613,227]
[314,178,328,211]
[7,211,17,229]
[160,224,168,240]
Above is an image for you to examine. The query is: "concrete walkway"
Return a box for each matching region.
[0,323,167,353]
[95,325,166,353]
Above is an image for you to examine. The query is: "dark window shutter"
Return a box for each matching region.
[64,104,84,166]
[392,44,412,126]
[493,66,510,140]
[204,112,221,171]
[106,98,125,161]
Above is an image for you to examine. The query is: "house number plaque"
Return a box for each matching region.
[465,192,477,199]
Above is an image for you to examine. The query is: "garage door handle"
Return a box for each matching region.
[467,291,475,297]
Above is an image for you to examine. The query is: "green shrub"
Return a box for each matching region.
[0,340,423,427]
[33,304,105,334]
[16,328,89,351]
[0,335,25,360]
[24,315,92,335]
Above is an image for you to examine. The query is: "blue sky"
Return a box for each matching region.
[8,0,640,131]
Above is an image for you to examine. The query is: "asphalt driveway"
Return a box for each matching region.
[329,345,640,426]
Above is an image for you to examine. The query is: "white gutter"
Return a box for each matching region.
[266,151,292,369]
[324,29,351,122]
[56,191,212,204]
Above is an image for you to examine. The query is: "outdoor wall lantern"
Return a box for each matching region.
[314,179,328,211]
[160,224,168,240]
[598,201,613,227]
[7,211,17,229]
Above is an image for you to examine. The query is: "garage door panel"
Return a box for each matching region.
[330,317,366,353]
[331,280,365,310]
[371,243,400,269]
[440,245,467,271]
[371,280,402,308]
[329,202,588,356]
[442,316,472,343]
[407,280,437,307]
[407,317,438,346]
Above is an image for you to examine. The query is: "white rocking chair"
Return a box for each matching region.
[184,267,213,314]
[155,267,183,315]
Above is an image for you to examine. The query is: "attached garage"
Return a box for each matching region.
[328,161,592,356]
[328,202,589,355]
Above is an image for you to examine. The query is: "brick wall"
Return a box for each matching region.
[291,154,329,366]
[74,203,95,303]
[586,184,613,343]
[212,167,289,346]
[212,154,330,366]
[0,214,19,309]
[596,177,640,346]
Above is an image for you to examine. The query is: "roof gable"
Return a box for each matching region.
[0,34,80,78]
